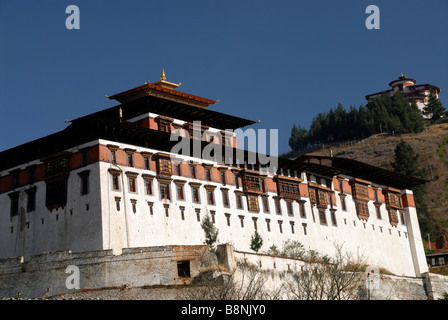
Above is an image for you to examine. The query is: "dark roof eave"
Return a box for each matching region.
[296,155,427,189]
[71,96,256,130]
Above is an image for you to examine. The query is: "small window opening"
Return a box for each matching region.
[177,260,191,278]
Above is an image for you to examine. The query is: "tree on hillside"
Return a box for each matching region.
[423,90,445,124]
[289,123,308,150]
[391,140,440,241]
[391,140,422,177]
[201,213,219,252]
[289,124,300,150]
[408,98,425,133]
[250,230,263,253]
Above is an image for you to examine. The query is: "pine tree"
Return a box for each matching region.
[201,213,219,252]
[250,230,263,253]
[391,140,440,240]
[288,123,300,150]
[423,90,445,124]
[288,124,309,150]
[296,125,309,149]
[409,98,424,133]
[391,140,421,176]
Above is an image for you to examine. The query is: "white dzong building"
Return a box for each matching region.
[0,71,429,277]
[366,73,441,115]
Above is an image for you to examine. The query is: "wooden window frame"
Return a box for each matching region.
[286,200,294,216]
[276,176,302,200]
[125,172,138,193]
[278,220,283,233]
[125,150,135,168]
[219,169,227,186]
[238,215,245,228]
[235,192,243,209]
[330,209,337,226]
[174,162,183,176]
[145,180,153,195]
[319,209,327,225]
[78,170,90,196]
[388,209,399,227]
[156,116,173,133]
[131,199,137,214]
[243,173,262,194]
[247,195,260,213]
[190,183,201,204]
[147,201,154,215]
[298,200,306,218]
[204,167,212,182]
[112,175,120,191]
[221,130,232,147]
[190,165,197,179]
[233,171,241,189]
[274,197,282,215]
[179,206,185,220]
[8,191,20,217]
[107,144,119,164]
[80,148,89,167]
[355,200,370,221]
[261,195,269,213]
[225,213,231,226]
[159,181,171,200]
[206,188,215,206]
[252,217,258,230]
[27,165,36,184]
[143,156,151,170]
[265,218,271,232]
[115,196,121,211]
[25,187,37,212]
[221,189,230,208]
[159,158,172,176]
[176,184,184,200]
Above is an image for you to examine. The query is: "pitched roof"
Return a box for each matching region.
[108,82,218,108]
[71,95,255,130]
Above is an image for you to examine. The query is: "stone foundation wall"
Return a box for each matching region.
[1,244,447,300]
[0,245,210,299]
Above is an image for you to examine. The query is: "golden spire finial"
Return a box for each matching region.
[151,69,180,89]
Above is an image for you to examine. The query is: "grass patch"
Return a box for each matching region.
[436,135,448,160]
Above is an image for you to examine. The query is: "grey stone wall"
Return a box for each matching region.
[1,244,447,300]
[0,245,210,299]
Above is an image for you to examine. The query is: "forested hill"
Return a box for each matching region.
[288,90,443,151]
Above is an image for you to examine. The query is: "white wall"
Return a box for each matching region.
[96,139,424,277]
[0,141,104,260]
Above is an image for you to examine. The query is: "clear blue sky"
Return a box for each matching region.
[1,0,447,155]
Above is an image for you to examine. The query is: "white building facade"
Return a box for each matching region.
[366,73,441,114]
